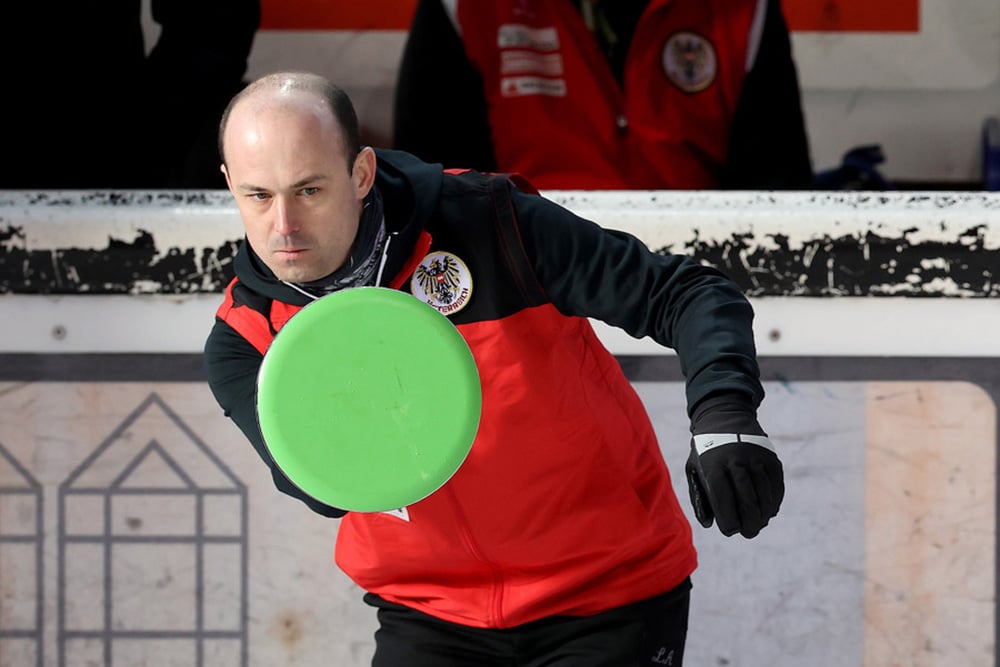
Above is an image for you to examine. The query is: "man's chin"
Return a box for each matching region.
[270,263,323,284]
[266,258,321,284]
[276,270,323,284]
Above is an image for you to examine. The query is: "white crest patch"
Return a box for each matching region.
[411,251,473,316]
[662,31,717,93]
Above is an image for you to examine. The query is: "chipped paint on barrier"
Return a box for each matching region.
[2,190,999,296]
[0,191,243,295]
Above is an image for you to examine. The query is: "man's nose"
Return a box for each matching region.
[273,199,297,235]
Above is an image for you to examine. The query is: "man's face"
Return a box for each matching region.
[221,96,374,283]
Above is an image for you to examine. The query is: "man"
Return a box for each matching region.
[205,70,783,666]
[393,0,813,190]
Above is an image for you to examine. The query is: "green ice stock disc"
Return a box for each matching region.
[256,287,481,512]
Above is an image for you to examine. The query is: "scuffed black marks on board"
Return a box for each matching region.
[6,223,998,296]
[678,224,998,297]
[3,187,998,296]
[17,190,226,208]
[0,225,26,245]
[0,225,241,294]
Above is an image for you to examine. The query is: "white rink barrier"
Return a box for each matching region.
[0,190,999,667]
[1,189,999,356]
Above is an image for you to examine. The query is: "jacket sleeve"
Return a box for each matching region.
[723,0,814,189]
[204,318,348,518]
[510,185,765,415]
[392,0,497,172]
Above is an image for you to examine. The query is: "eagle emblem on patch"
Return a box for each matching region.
[662,31,717,93]
[411,251,473,316]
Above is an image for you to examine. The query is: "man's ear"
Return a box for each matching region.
[352,147,377,199]
[221,164,234,192]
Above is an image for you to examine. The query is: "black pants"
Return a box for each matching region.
[366,578,691,666]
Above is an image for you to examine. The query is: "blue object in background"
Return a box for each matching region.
[814,145,896,191]
[983,117,1000,191]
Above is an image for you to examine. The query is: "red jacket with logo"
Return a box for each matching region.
[394,0,813,189]
[204,149,765,628]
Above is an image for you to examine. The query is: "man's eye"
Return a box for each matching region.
[301,187,319,196]
[248,192,269,202]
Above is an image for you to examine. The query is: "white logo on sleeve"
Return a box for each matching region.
[382,507,410,521]
[692,433,775,455]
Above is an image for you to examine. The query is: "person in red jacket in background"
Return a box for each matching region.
[393,0,813,190]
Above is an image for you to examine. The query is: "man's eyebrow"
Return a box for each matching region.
[291,174,327,188]
[235,174,328,193]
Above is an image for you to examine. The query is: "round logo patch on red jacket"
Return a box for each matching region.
[411,251,473,316]
[662,31,717,93]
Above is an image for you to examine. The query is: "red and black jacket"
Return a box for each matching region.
[205,148,764,628]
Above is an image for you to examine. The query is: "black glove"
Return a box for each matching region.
[685,395,784,538]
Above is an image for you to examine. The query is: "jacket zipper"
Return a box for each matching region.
[442,485,506,627]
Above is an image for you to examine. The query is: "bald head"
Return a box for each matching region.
[219,71,361,170]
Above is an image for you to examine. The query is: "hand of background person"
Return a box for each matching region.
[685,396,784,538]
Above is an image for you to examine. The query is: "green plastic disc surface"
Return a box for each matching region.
[256,287,481,512]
